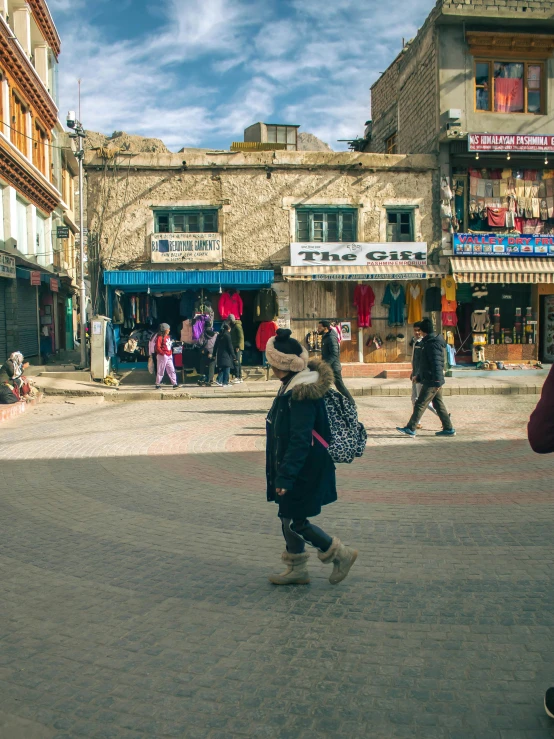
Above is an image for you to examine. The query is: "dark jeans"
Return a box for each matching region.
[407,385,452,431]
[232,349,242,379]
[217,367,230,386]
[280,516,333,554]
[332,366,355,404]
[200,354,215,384]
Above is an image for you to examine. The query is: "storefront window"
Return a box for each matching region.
[386,209,413,242]
[296,209,357,242]
[474,60,543,114]
[154,210,218,234]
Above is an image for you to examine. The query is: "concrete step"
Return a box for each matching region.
[38,371,91,381]
[377,369,412,379]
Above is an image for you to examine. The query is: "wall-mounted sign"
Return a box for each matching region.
[0,254,15,279]
[454,233,554,256]
[30,271,41,285]
[340,322,352,341]
[468,133,554,153]
[290,242,427,267]
[56,226,70,239]
[50,278,59,292]
[151,233,222,263]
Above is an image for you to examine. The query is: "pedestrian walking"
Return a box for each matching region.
[265,328,358,585]
[154,323,178,390]
[215,323,235,388]
[317,319,355,403]
[411,321,438,428]
[396,317,455,437]
[527,363,554,719]
[197,325,217,386]
[228,313,244,384]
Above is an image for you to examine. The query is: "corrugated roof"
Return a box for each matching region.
[451,257,554,283]
[103,269,274,288]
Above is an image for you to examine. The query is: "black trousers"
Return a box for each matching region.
[407,385,452,431]
[280,517,333,554]
[331,366,355,404]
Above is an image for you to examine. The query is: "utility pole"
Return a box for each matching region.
[67,83,87,368]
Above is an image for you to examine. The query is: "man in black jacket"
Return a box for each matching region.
[317,320,355,403]
[397,318,455,437]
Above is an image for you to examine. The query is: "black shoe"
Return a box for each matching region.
[155,385,161,389]
[546,687,554,718]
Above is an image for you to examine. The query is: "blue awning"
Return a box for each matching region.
[103,269,274,290]
[16,266,57,285]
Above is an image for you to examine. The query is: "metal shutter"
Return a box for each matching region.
[0,280,7,363]
[16,279,39,358]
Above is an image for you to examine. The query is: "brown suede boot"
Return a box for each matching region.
[318,537,358,585]
[268,551,310,585]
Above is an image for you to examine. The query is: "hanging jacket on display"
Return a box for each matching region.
[112,293,124,324]
[256,321,278,351]
[382,283,406,327]
[218,290,243,319]
[425,285,442,312]
[255,289,279,321]
[353,284,375,328]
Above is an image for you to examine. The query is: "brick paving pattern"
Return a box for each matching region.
[0,394,553,738]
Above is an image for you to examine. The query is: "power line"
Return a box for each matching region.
[0,119,81,150]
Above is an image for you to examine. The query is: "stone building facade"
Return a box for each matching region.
[85,149,442,367]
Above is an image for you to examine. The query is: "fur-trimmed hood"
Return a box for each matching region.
[283,359,334,401]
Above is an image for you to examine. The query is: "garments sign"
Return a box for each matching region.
[56,226,70,239]
[50,278,59,292]
[30,271,41,285]
[0,254,15,279]
[468,133,554,152]
[290,242,427,267]
[151,233,222,263]
[454,233,554,256]
[340,322,352,341]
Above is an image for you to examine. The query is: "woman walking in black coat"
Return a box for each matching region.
[215,323,235,387]
[265,329,358,585]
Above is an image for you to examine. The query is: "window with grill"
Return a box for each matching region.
[296,209,357,242]
[154,210,218,233]
[386,133,398,154]
[266,125,298,151]
[386,209,414,242]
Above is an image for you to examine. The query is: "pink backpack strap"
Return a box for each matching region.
[312,429,329,449]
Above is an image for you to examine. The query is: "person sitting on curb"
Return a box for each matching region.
[527,362,554,720]
[265,328,358,586]
[396,317,455,438]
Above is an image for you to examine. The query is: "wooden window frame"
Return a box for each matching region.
[10,90,27,153]
[295,208,358,243]
[474,59,545,115]
[385,208,414,242]
[33,120,46,174]
[386,133,398,154]
[153,209,218,234]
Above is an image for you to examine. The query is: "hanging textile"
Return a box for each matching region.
[256,321,278,352]
[382,283,405,327]
[255,289,279,321]
[180,319,194,344]
[219,290,243,319]
[180,290,196,318]
[112,292,124,324]
[425,284,442,312]
[441,311,458,327]
[353,284,375,328]
[406,282,423,324]
[441,295,457,313]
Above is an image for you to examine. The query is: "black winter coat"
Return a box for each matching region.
[417,332,446,387]
[266,359,337,519]
[321,331,341,372]
[216,330,235,369]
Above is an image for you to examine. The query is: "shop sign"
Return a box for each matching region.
[30,271,41,285]
[340,322,352,341]
[50,278,59,292]
[0,254,15,279]
[468,133,554,153]
[151,233,222,263]
[454,233,554,256]
[290,242,427,267]
[309,271,429,281]
[56,226,70,239]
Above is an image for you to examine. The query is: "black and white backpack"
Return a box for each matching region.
[313,389,367,464]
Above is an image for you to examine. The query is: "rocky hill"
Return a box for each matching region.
[297,132,333,152]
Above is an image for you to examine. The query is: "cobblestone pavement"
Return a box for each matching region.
[0,394,553,739]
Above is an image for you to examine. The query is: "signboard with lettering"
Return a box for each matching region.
[151,233,222,263]
[468,133,554,153]
[56,226,70,239]
[30,271,41,285]
[50,278,59,292]
[454,233,554,256]
[0,254,15,279]
[290,242,427,267]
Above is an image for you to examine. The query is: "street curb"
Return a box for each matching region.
[0,392,43,424]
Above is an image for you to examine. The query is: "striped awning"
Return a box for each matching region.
[282,263,447,281]
[451,257,554,284]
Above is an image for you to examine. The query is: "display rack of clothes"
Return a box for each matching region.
[353,284,375,328]
[120,294,157,330]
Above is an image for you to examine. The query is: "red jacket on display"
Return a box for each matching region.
[353,284,375,328]
[218,291,244,319]
[156,335,172,356]
[256,321,278,351]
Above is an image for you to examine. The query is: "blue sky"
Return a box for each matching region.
[49,0,436,152]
